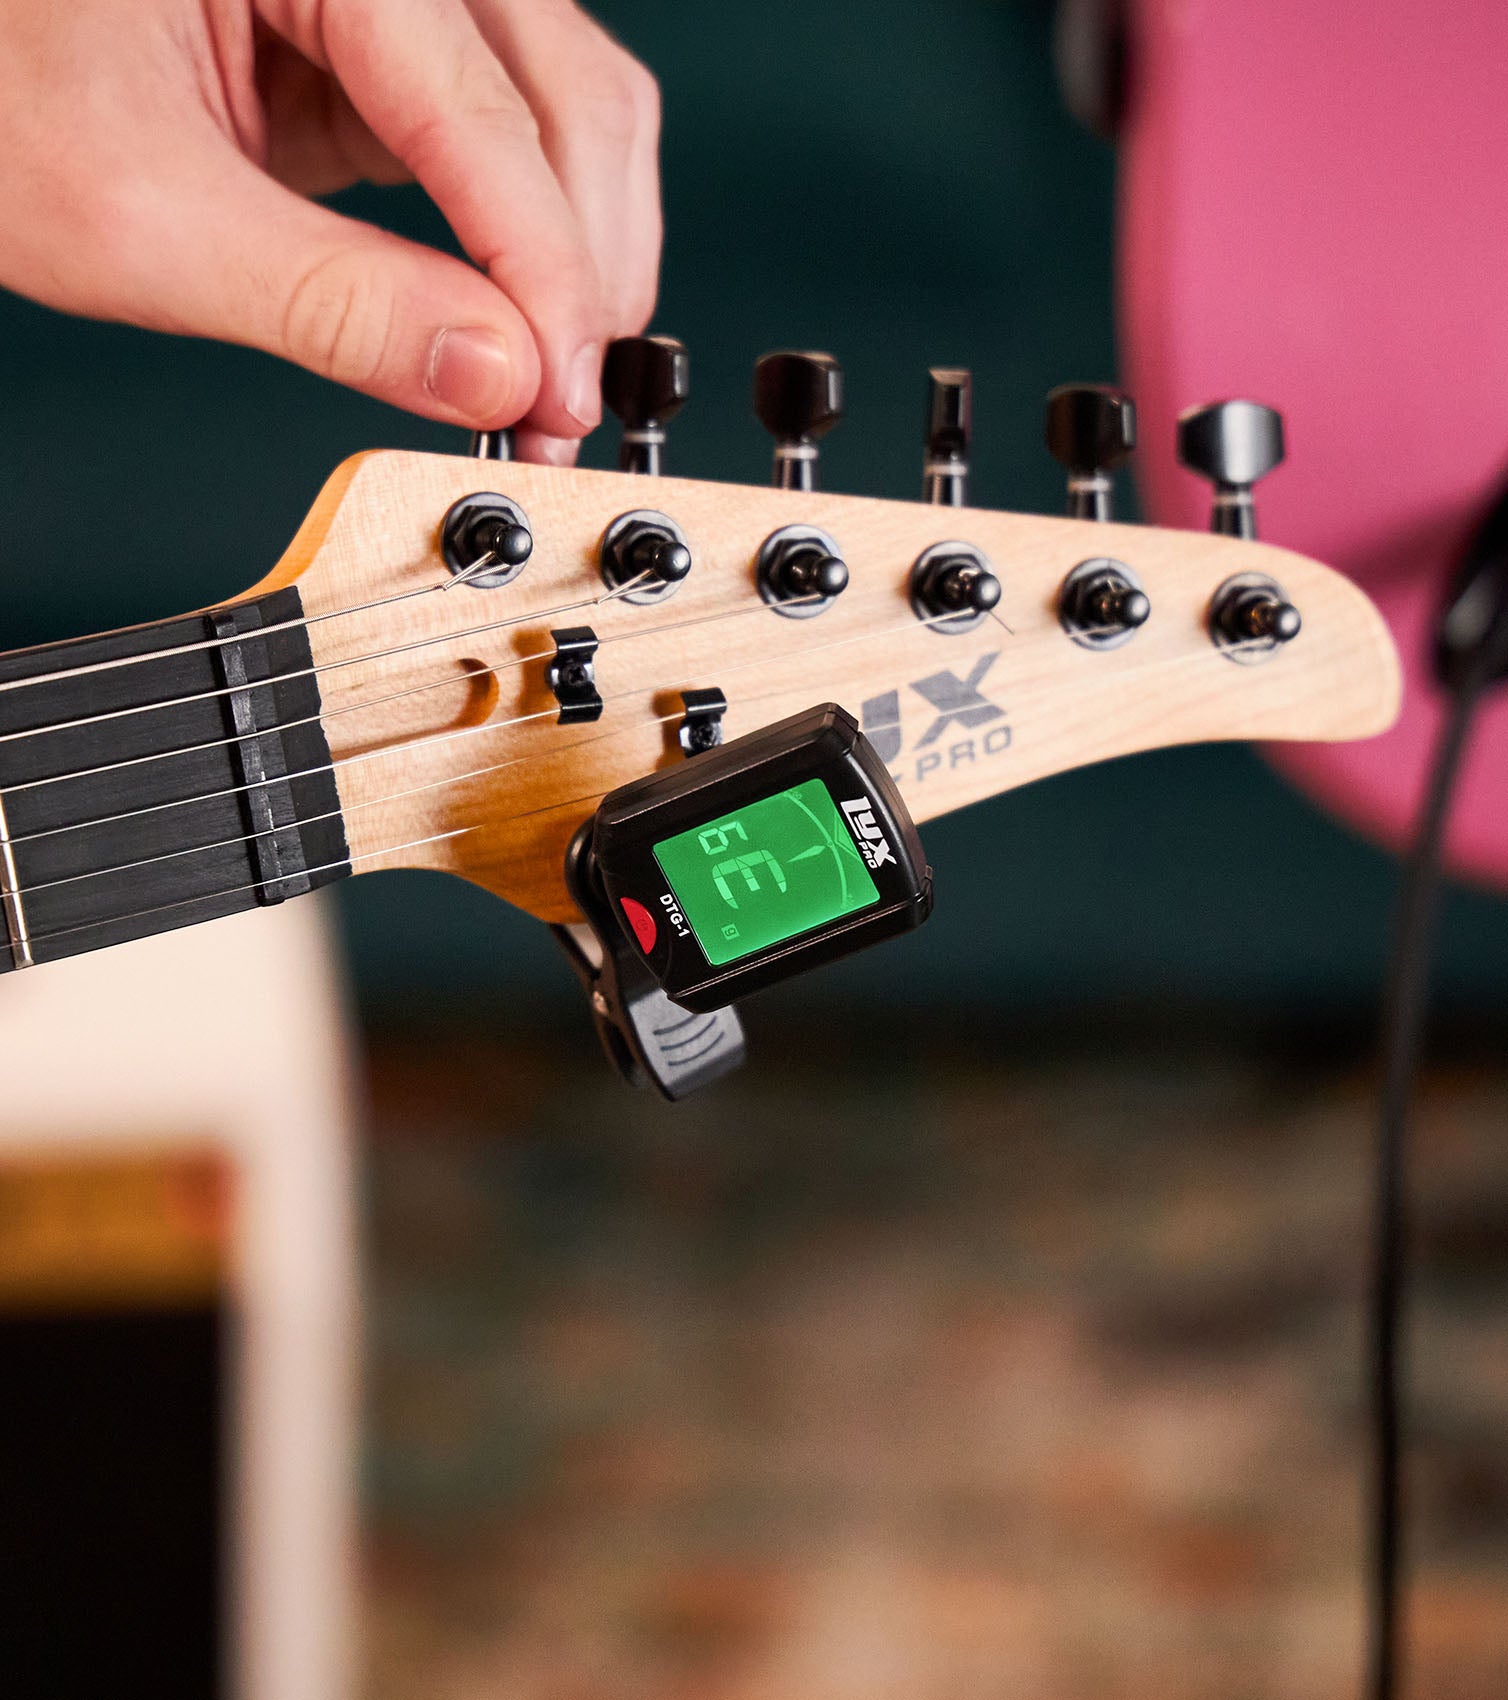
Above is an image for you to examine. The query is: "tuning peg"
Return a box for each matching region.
[924,368,971,506]
[470,427,513,461]
[1044,384,1136,520]
[1176,399,1285,540]
[753,351,842,490]
[602,335,689,475]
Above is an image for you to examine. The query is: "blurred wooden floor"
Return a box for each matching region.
[358,1026,1508,1700]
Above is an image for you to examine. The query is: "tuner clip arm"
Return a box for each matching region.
[552,824,745,1100]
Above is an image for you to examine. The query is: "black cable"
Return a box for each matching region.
[1367,655,1499,1700]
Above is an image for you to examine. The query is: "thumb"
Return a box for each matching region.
[134,153,541,427]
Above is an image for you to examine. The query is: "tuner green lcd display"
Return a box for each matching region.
[652,777,880,967]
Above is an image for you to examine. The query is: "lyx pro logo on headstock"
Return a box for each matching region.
[860,651,1012,785]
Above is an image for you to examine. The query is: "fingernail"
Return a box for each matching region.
[426,327,514,422]
[565,342,604,430]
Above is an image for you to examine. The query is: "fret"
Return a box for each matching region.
[0,782,33,968]
[0,587,350,969]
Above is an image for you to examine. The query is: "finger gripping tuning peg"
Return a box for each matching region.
[603,335,690,475]
[924,367,972,506]
[1176,399,1285,539]
[1044,384,1136,520]
[754,351,843,490]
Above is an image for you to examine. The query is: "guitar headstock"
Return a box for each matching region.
[251,365,1400,927]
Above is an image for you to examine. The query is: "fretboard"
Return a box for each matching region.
[0,588,349,971]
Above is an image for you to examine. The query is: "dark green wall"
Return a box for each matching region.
[1,0,1504,1023]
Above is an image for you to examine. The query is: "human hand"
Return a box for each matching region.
[0,0,662,460]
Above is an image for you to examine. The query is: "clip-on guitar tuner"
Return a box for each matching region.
[552,701,933,1100]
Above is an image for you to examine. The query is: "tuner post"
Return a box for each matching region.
[1208,572,1302,661]
[603,334,690,475]
[470,427,514,461]
[910,543,1002,633]
[1044,384,1136,521]
[440,492,533,588]
[757,525,849,618]
[600,509,693,605]
[754,351,843,491]
[1058,557,1151,649]
[1177,399,1285,539]
[924,367,971,506]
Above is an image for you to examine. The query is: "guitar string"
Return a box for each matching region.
[2,631,1277,904]
[9,707,684,902]
[0,587,854,846]
[0,530,568,697]
[0,559,1007,789]
[0,561,692,796]
[2,598,966,854]
[3,628,1282,956]
[0,560,668,751]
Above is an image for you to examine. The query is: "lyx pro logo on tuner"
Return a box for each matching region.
[839,797,896,869]
[861,651,1011,786]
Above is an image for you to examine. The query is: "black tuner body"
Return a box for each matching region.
[754,351,843,490]
[603,334,689,475]
[1177,399,1285,540]
[924,368,971,506]
[910,543,1001,632]
[1044,384,1136,521]
[589,703,931,1014]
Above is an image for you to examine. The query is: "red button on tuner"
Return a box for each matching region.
[620,897,658,954]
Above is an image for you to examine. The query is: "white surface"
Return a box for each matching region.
[0,897,358,1700]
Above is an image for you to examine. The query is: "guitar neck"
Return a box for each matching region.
[0,589,349,971]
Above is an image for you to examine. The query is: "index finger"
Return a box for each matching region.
[307,0,609,437]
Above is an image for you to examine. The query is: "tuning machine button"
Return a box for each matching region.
[924,367,971,506]
[910,543,1001,633]
[1177,399,1285,539]
[603,335,689,475]
[1045,384,1135,520]
[600,509,693,605]
[440,492,533,588]
[1208,572,1301,661]
[757,525,849,618]
[1059,557,1150,649]
[754,351,842,490]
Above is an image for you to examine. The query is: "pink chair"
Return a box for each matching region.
[1119,0,1508,885]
